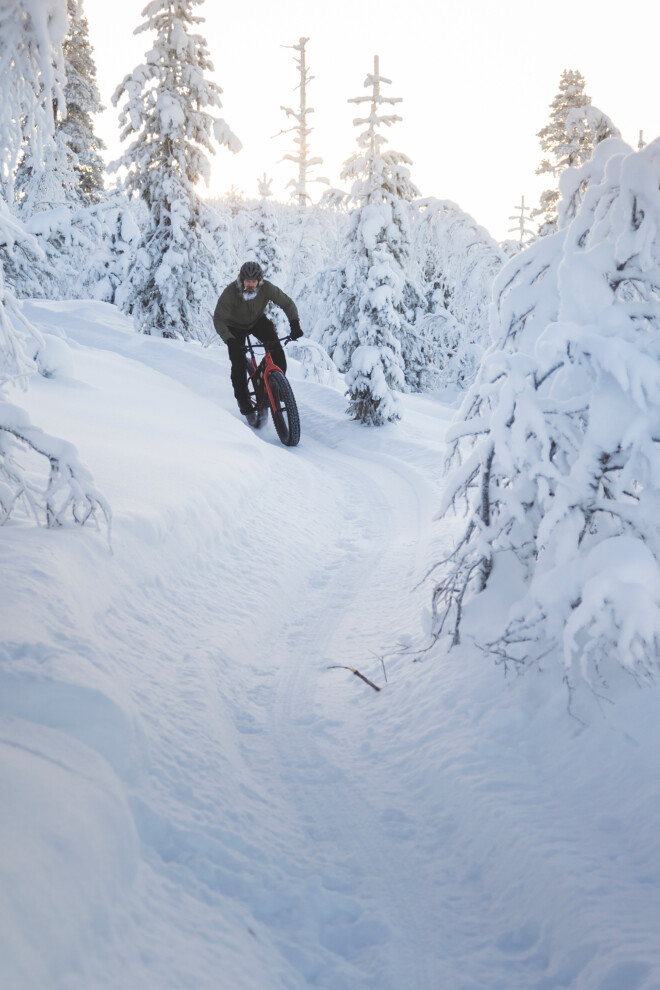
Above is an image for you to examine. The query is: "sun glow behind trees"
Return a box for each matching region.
[3,0,660,701]
[81,0,660,243]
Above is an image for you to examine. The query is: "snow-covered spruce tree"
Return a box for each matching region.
[0,0,109,532]
[12,3,87,220]
[72,193,142,302]
[275,37,328,206]
[434,137,660,700]
[60,0,106,204]
[284,202,344,302]
[0,0,76,298]
[200,198,237,291]
[14,127,78,219]
[243,202,284,280]
[274,202,345,380]
[315,56,422,422]
[8,1,115,302]
[111,0,241,340]
[532,70,620,237]
[0,0,68,294]
[0,1,66,205]
[413,199,505,389]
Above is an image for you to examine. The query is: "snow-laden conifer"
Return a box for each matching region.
[201,199,237,290]
[532,70,620,237]
[434,137,660,701]
[414,199,504,389]
[60,0,106,203]
[0,0,67,204]
[14,129,78,219]
[9,0,80,222]
[5,0,87,298]
[243,203,284,281]
[5,1,117,303]
[284,205,343,303]
[71,193,142,302]
[316,57,421,423]
[112,0,241,340]
[0,0,109,532]
[0,0,69,307]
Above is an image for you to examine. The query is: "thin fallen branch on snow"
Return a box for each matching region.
[327,665,381,692]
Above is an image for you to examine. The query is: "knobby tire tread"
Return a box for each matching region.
[269,370,300,447]
[245,359,268,428]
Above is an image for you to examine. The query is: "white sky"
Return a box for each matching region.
[83,0,660,242]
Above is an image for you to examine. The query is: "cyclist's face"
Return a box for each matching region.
[243,279,259,292]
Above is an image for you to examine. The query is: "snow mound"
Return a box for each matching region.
[34,333,74,378]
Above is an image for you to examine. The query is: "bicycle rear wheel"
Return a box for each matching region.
[268,370,300,447]
[245,360,268,428]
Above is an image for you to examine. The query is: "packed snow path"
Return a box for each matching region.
[3,302,660,990]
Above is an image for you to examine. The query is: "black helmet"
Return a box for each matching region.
[239,261,264,284]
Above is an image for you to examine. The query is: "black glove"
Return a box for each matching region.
[289,320,303,340]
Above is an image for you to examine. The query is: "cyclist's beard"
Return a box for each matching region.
[242,288,259,301]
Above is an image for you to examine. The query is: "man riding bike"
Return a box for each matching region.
[213,261,303,416]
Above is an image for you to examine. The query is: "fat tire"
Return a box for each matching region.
[245,360,268,428]
[269,370,300,447]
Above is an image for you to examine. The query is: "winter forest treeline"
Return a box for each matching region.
[3,0,660,703]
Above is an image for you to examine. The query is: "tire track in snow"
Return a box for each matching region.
[266,441,448,989]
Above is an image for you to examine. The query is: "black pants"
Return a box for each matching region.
[226,316,286,404]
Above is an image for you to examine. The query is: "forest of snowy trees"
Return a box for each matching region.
[3,0,660,697]
[0,0,505,429]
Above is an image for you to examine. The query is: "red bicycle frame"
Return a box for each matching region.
[242,334,301,446]
[245,336,289,412]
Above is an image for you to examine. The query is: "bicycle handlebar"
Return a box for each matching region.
[241,334,292,351]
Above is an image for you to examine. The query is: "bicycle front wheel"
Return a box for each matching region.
[268,370,300,447]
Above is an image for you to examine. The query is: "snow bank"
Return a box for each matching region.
[0,717,138,989]
[1,300,279,986]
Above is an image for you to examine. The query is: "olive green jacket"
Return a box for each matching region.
[213,280,299,342]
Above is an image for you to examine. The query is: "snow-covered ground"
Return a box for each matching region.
[2,301,660,990]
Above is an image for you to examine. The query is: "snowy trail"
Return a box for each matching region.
[117,405,446,989]
[266,446,439,989]
[5,302,660,990]
[15,304,448,988]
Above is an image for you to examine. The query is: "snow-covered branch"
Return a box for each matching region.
[0,400,111,536]
[433,137,660,700]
